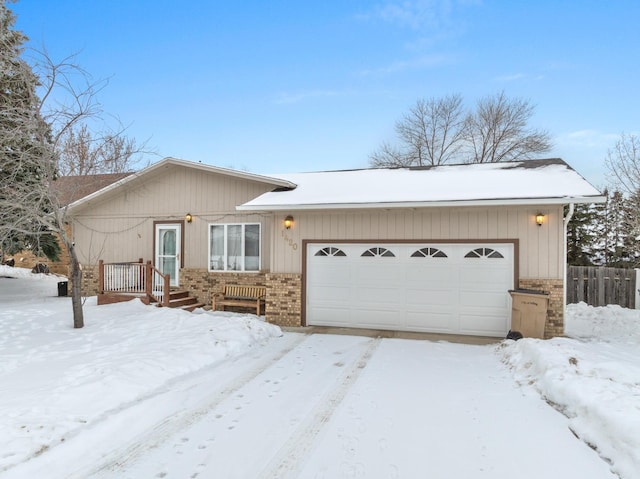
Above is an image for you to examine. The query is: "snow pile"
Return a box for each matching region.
[500,303,640,479]
[565,301,640,343]
[0,263,64,280]
[0,268,281,472]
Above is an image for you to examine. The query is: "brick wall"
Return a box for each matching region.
[181,269,269,307]
[518,278,564,338]
[265,273,302,327]
[181,269,302,327]
[80,265,100,297]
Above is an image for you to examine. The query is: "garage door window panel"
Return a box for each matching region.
[464,247,504,259]
[315,247,346,257]
[410,247,447,258]
[361,247,395,257]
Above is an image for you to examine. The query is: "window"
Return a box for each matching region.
[209,224,260,271]
[315,247,346,257]
[464,247,504,259]
[410,247,447,258]
[361,247,395,257]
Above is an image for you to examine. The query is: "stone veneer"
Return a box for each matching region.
[518,278,564,338]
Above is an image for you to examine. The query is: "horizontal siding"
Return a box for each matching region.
[270,205,564,279]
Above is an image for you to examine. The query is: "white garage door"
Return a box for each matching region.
[306,242,514,336]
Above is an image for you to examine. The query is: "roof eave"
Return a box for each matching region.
[237,195,608,211]
[67,157,297,213]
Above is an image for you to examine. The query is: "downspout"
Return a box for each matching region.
[562,203,575,334]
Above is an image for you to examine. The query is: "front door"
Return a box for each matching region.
[155,224,181,287]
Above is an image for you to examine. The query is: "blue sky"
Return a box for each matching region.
[12,0,640,186]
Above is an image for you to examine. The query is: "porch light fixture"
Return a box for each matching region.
[185,213,193,223]
[535,213,545,226]
[284,215,294,229]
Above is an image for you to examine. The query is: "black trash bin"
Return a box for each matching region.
[57,281,68,297]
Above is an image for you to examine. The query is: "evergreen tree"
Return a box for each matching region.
[591,189,640,268]
[566,203,597,266]
[606,191,630,267]
[0,0,59,260]
[619,190,640,267]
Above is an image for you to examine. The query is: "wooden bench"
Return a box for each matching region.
[212,285,266,315]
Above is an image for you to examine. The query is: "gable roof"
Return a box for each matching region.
[238,159,606,211]
[52,173,132,206]
[67,157,297,213]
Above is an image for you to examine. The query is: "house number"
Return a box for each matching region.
[281,230,298,250]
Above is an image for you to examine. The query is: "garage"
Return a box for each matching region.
[305,242,515,336]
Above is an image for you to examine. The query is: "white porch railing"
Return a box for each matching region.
[99,259,170,306]
[103,262,146,293]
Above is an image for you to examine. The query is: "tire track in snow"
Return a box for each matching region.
[29,334,308,479]
[258,337,382,479]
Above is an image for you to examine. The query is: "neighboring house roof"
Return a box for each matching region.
[238,158,606,211]
[52,173,132,206]
[66,157,297,212]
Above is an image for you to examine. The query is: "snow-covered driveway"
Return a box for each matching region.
[7,334,614,479]
[1,268,625,478]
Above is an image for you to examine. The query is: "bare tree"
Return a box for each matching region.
[370,94,466,167]
[370,91,552,167]
[605,133,640,240]
[605,133,640,196]
[464,91,552,163]
[1,3,148,328]
[58,123,144,176]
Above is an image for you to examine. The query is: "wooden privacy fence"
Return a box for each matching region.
[567,266,637,308]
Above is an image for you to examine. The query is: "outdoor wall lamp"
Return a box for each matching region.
[536,213,545,226]
[284,215,294,229]
[185,213,193,223]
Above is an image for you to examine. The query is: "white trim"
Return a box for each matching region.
[563,204,575,331]
[68,157,296,213]
[237,196,607,212]
[208,222,261,272]
[155,223,181,287]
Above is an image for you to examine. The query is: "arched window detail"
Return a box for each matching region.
[410,247,448,258]
[464,247,504,259]
[315,247,347,257]
[361,247,395,257]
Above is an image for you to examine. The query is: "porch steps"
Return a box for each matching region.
[164,290,206,312]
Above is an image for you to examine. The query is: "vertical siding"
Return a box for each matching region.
[72,165,277,270]
[271,205,565,279]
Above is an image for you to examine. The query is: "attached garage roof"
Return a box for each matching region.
[238,159,605,211]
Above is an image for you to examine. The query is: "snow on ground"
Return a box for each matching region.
[500,302,640,479]
[0,266,282,473]
[0,266,638,478]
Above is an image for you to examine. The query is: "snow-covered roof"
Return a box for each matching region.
[238,159,605,211]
